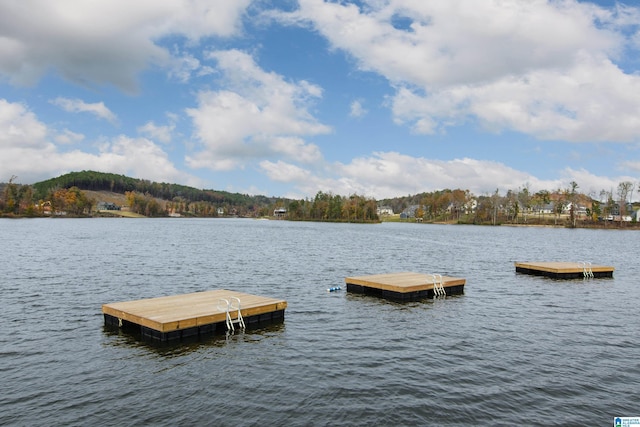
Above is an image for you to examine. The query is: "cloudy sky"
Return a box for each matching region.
[2,0,640,200]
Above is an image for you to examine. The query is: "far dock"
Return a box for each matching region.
[345,272,465,301]
[103,289,287,342]
[515,262,614,279]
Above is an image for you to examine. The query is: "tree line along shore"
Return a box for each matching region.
[0,171,379,223]
[1,171,639,228]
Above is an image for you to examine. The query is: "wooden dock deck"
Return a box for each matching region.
[515,262,614,279]
[103,289,287,342]
[344,272,465,301]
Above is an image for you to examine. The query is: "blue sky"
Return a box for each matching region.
[2,0,640,200]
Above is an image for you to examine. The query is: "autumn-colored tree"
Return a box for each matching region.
[590,199,601,221]
[49,186,93,215]
[311,191,331,220]
[2,175,19,214]
[473,195,492,224]
[19,185,35,216]
[450,189,468,221]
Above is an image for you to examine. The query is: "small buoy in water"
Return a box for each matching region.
[327,286,341,292]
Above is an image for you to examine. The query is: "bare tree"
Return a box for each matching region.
[617,181,634,222]
[568,181,579,228]
[490,188,501,225]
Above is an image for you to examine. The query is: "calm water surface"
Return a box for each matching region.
[1,218,639,426]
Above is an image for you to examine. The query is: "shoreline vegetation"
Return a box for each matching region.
[2,170,639,229]
[381,214,640,229]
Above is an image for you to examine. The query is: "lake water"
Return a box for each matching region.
[1,218,639,426]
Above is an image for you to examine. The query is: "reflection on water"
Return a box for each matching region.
[102,322,287,358]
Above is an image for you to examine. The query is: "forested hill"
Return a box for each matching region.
[31,170,280,208]
[2,170,380,220]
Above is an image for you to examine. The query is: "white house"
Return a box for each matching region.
[377,206,394,216]
[273,207,287,218]
[562,202,587,216]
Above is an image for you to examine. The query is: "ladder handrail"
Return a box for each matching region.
[229,297,245,330]
[217,298,234,332]
[580,261,594,279]
[426,273,446,298]
[217,297,245,332]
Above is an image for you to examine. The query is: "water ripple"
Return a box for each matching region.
[1,219,639,426]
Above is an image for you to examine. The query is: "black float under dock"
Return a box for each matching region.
[103,289,287,342]
[344,272,466,301]
[515,262,614,279]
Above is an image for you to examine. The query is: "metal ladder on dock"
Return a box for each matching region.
[580,261,594,279]
[217,297,246,332]
[429,273,446,298]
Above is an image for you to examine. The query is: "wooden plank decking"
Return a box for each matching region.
[103,289,287,341]
[515,262,614,279]
[345,272,466,301]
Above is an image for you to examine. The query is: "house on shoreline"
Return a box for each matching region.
[377,206,394,216]
[96,201,121,211]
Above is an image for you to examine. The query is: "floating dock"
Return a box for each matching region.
[102,289,287,342]
[515,262,614,279]
[344,272,465,301]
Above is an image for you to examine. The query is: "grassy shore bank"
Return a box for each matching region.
[380,213,640,229]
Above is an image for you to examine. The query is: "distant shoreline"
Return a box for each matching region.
[4,212,640,230]
[381,216,640,230]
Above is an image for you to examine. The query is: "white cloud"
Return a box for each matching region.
[168,51,216,83]
[291,0,619,86]
[90,135,190,184]
[619,160,640,173]
[0,99,48,149]
[314,152,639,200]
[0,98,200,186]
[333,152,550,198]
[0,0,250,91]
[138,120,175,144]
[51,97,118,124]
[185,49,330,171]
[259,160,344,199]
[55,129,85,145]
[559,167,638,199]
[260,160,313,183]
[391,53,640,141]
[169,53,203,83]
[260,151,565,200]
[349,100,367,118]
[285,0,640,143]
